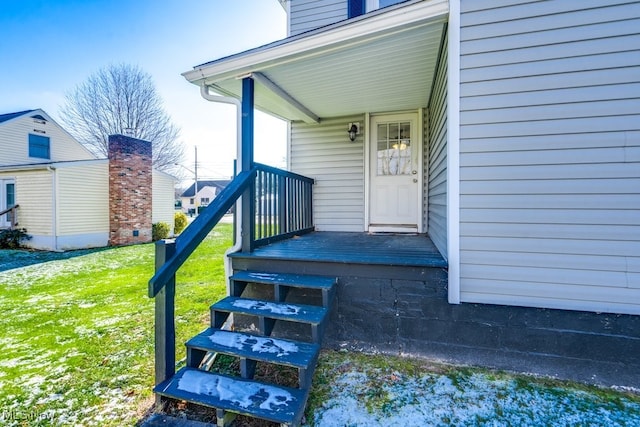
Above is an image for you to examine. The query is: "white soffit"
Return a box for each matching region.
[185,0,448,122]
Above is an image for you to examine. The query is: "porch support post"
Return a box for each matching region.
[154,240,175,405]
[241,77,255,252]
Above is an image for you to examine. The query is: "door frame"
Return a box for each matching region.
[0,178,16,228]
[364,109,424,233]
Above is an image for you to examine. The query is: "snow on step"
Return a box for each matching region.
[155,367,306,425]
[210,329,299,356]
[213,296,327,324]
[177,369,291,411]
[232,271,336,290]
[187,328,319,368]
[234,299,300,315]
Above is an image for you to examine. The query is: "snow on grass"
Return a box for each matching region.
[308,353,640,427]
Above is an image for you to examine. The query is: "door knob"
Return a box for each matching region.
[412,170,417,175]
[413,178,418,183]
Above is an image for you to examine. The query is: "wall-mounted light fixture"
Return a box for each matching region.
[348,122,359,142]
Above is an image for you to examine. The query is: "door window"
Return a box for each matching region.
[376,121,412,175]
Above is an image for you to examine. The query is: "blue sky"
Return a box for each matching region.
[0,0,287,179]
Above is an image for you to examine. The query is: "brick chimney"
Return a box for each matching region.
[108,134,152,245]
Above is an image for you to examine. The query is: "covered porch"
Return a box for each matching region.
[230,230,447,268]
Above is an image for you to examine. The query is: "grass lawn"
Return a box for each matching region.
[0,224,231,426]
[1,223,639,426]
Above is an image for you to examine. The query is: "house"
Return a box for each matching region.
[0,109,177,250]
[179,180,231,214]
[149,1,639,425]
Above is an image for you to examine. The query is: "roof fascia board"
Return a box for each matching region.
[183,0,448,85]
[0,159,107,172]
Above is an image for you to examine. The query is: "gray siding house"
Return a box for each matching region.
[150,1,639,424]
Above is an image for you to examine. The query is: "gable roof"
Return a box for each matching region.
[0,109,35,124]
[181,180,232,197]
[0,108,99,164]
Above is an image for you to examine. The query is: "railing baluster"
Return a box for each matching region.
[256,171,262,240]
[267,173,273,237]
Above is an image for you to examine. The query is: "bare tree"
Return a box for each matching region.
[60,64,183,171]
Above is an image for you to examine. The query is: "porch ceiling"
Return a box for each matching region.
[183,0,448,122]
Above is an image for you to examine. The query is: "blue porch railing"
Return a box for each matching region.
[253,163,314,248]
[148,163,314,387]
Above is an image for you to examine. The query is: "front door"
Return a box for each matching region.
[1,179,15,228]
[369,113,421,232]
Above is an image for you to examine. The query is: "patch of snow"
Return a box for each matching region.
[233,299,300,315]
[177,370,294,411]
[309,368,640,427]
[78,302,97,308]
[208,330,299,357]
[94,316,123,328]
[247,272,278,279]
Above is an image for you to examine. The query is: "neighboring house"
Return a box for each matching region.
[0,109,176,250]
[179,179,231,214]
[150,1,639,425]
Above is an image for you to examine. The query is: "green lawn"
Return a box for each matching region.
[1,223,638,426]
[0,224,232,426]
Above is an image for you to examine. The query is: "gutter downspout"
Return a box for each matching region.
[47,166,59,251]
[199,84,243,294]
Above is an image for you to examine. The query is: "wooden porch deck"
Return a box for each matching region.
[232,232,447,268]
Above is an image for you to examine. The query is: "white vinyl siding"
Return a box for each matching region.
[0,170,54,236]
[428,31,448,258]
[153,170,177,235]
[0,111,95,165]
[458,0,640,314]
[56,162,109,235]
[290,115,365,232]
[290,0,347,35]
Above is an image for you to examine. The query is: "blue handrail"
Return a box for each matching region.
[148,167,257,297]
[148,163,315,297]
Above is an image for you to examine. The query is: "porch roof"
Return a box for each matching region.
[182,0,448,123]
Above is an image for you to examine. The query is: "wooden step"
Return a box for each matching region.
[187,328,319,388]
[187,328,319,369]
[211,296,328,343]
[231,270,336,290]
[212,296,327,326]
[155,367,306,426]
[230,271,336,307]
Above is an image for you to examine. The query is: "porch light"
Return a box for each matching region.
[348,123,359,142]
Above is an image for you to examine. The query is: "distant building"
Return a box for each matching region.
[179,180,231,215]
[0,109,176,250]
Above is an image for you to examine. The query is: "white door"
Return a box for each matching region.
[1,179,15,228]
[369,113,421,232]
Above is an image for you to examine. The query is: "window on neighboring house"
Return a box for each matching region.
[201,197,210,206]
[28,134,50,159]
[189,198,195,205]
